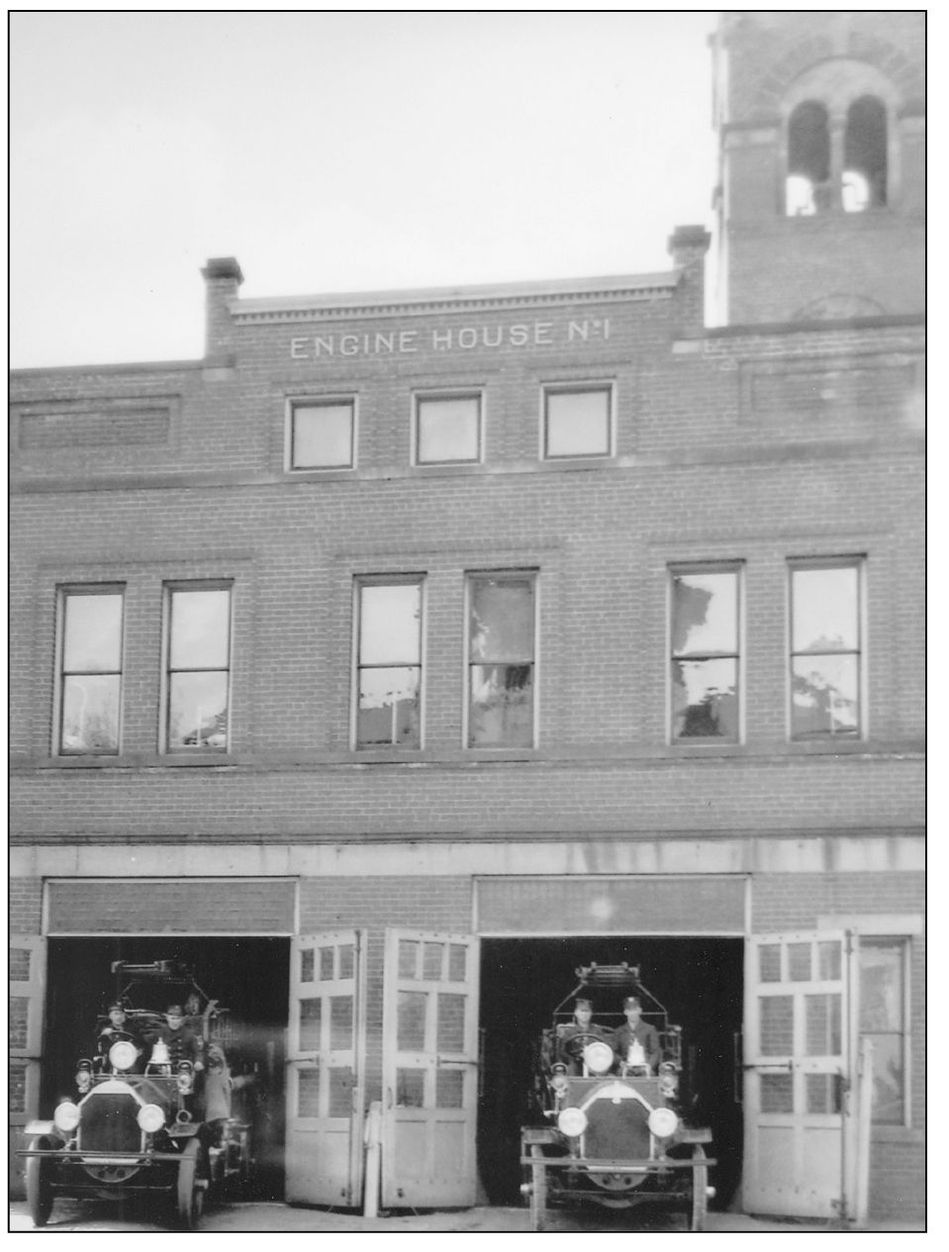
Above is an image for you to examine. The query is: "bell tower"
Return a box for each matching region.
[711,11,924,325]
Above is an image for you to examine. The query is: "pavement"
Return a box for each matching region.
[8,1199,926,1236]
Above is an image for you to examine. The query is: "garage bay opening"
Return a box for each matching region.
[42,936,290,1201]
[477,936,743,1211]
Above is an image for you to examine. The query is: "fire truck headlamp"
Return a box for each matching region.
[54,1101,80,1133]
[648,1106,679,1139]
[583,1041,614,1075]
[557,1106,588,1138]
[137,1103,166,1133]
[109,1040,139,1073]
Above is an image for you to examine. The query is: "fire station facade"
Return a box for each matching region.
[10,12,923,1226]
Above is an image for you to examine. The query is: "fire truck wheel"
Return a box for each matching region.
[689,1144,708,1232]
[177,1139,207,1229]
[529,1143,548,1232]
[26,1139,54,1227]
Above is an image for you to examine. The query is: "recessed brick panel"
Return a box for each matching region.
[47,879,295,934]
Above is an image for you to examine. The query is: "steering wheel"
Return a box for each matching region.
[563,1031,603,1057]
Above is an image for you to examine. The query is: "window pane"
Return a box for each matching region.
[448,944,467,982]
[806,1073,842,1115]
[170,589,230,669]
[863,1033,904,1124]
[860,941,903,1032]
[817,941,841,981]
[357,666,420,747]
[300,948,314,983]
[360,583,421,664]
[423,943,444,981]
[792,567,858,652]
[329,1067,353,1118]
[761,1073,794,1113]
[399,939,420,979]
[319,947,335,980]
[759,996,793,1055]
[545,388,611,457]
[759,944,782,983]
[397,991,427,1050]
[299,999,321,1052]
[292,402,353,468]
[788,943,812,981]
[806,993,842,1055]
[469,664,534,747]
[470,578,533,661]
[63,593,123,671]
[436,1069,464,1109]
[791,655,859,738]
[672,658,738,740]
[437,993,466,1052]
[61,674,120,753]
[329,996,353,1050]
[338,945,354,979]
[672,573,737,656]
[417,396,480,463]
[168,671,228,749]
[298,1068,320,1117]
[396,1069,426,1108]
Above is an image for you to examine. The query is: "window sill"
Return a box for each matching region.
[39,753,239,769]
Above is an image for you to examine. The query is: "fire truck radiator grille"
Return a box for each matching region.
[78,1093,142,1154]
[585,1098,650,1160]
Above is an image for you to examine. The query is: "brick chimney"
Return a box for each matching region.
[667,225,711,332]
[201,257,243,359]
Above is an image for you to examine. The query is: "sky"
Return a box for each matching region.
[10,11,720,370]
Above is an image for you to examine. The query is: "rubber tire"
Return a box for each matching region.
[26,1138,54,1227]
[690,1144,708,1232]
[529,1143,547,1233]
[176,1139,206,1230]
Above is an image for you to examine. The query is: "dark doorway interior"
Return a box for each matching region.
[477,935,743,1209]
[43,935,290,1199]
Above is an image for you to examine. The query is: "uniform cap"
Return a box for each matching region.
[108,1000,125,1012]
[574,997,593,1009]
[166,1004,185,1017]
[623,995,642,1009]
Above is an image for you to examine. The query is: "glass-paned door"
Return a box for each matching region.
[286,931,366,1206]
[744,931,857,1219]
[382,930,480,1207]
[10,936,45,1148]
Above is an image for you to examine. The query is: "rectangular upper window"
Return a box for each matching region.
[354,577,424,749]
[164,584,232,752]
[789,559,863,739]
[670,565,741,742]
[859,938,909,1125]
[57,586,124,755]
[542,384,613,459]
[414,392,482,465]
[466,572,536,748]
[288,398,355,470]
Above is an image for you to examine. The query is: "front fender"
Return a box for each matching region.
[24,1120,56,1137]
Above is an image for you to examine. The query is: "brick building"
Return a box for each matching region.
[10,11,924,1225]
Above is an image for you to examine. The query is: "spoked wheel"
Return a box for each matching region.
[529,1143,548,1232]
[689,1144,708,1232]
[176,1139,207,1230]
[26,1138,55,1227]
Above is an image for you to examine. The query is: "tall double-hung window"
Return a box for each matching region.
[57,586,125,754]
[669,565,741,742]
[789,559,863,739]
[354,577,424,749]
[165,584,232,751]
[466,572,536,748]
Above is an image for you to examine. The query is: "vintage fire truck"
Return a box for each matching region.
[521,963,714,1231]
[20,960,254,1229]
